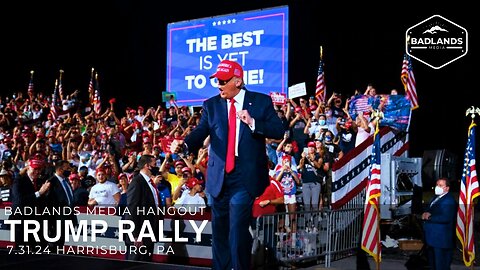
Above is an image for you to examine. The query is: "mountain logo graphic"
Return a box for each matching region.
[423,26,448,34]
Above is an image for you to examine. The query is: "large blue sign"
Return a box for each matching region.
[166,6,289,106]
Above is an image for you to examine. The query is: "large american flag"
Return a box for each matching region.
[315,59,326,103]
[401,54,419,110]
[331,127,409,209]
[456,122,480,267]
[361,125,381,262]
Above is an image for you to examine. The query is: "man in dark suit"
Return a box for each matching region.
[10,157,51,249]
[45,160,78,251]
[124,154,162,261]
[173,60,284,269]
[421,178,456,270]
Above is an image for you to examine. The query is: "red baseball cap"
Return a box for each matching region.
[307,141,316,147]
[181,167,192,174]
[209,60,243,81]
[29,158,45,169]
[175,160,185,168]
[69,173,80,180]
[186,177,204,189]
[118,173,127,180]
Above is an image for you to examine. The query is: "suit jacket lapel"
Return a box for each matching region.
[219,97,228,140]
[141,174,155,204]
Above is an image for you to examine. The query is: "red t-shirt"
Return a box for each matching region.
[252,179,283,218]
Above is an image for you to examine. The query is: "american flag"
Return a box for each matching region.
[93,72,101,115]
[50,79,59,119]
[315,59,326,103]
[348,94,372,117]
[456,122,480,267]
[361,124,381,262]
[27,70,34,93]
[401,54,419,110]
[58,69,64,96]
[331,127,408,209]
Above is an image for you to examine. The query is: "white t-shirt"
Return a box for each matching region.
[174,189,206,213]
[89,181,121,206]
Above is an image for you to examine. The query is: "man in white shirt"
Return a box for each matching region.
[88,168,121,206]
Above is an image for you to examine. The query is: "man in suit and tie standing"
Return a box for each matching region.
[125,154,162,262]
[10,157,51,249]
[172,60,284,269]
[46,160,78,251]
[421,178,457,270]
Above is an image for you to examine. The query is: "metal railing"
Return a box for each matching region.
[252,203,364,268]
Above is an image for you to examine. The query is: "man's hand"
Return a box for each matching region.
[237,110,253,126]
[421,212,431,220]
[170,139,184,153]
[39,181,51,196]
[259,200,271,207]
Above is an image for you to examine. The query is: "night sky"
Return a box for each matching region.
[2,1,478,178]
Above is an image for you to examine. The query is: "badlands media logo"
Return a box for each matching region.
[406,15,468,69]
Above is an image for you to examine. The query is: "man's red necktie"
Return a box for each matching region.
[226,98,236,173]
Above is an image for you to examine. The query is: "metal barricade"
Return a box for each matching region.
[253,203,364,268]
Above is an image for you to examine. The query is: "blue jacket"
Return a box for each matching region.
[185,90,284,198]
[423,192,456,249]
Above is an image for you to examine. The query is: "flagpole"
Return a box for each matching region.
[374,111,382,270]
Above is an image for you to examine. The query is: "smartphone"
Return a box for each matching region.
[285,130,290,138]
[303,147,308,154]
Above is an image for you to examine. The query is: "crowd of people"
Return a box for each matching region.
[0,82,388,217]
[0,75,388,265]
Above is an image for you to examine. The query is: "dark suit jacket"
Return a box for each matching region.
[73,187,89,206]
[10,174,47,218]
[10,173,48,247]
[125,173,161,245]
[46,175,78,224]
[423,192,456,249]
[185,90,284,198]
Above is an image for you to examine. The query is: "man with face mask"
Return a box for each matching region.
[124,154,162,262]
[45,160,78,251]
[421,178,456,270]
